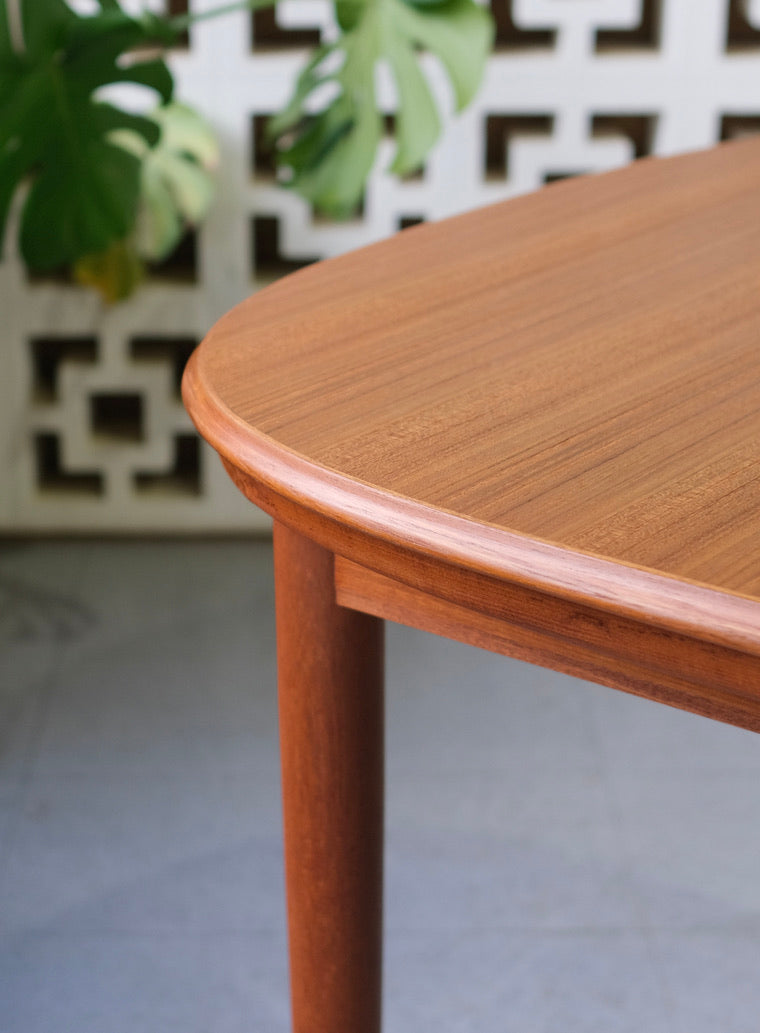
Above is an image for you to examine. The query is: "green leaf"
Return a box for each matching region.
[385,34,439,175]
[137,161,183,260]
[150,150,215,224]
[334,0,363,32]
[394,0,494,111]
[117,102,218,263]
[20,138,141,270]
[277,96,354,178]
[266,43,337,142]
[0,0,76,60]
[150,101,219,170]
[73,236,144,304]
[64,7,176,56]
[64,9,146,54]
[0,66,54,152]
[111,59,173,103]
[64,20,174,101]
[0,0,176,270]
[287,98,381,218]
[90,103,161,148]
[269,0,493,216]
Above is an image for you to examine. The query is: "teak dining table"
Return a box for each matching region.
[183,136,760,1033]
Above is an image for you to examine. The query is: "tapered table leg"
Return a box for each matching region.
[273,521,385,1033]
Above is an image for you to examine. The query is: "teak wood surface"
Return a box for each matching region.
[185,136,760,730]
[183,137,760,1033]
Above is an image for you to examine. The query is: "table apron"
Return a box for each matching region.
[335,555,760,734]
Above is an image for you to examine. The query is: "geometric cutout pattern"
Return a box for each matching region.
[251,6,322,50]
[34,432,104,497]
[251,114,277,179]
[720,112,760,138]
[134,433,201,497]
[146,229,198,283]
[725,0,760,49]
[491,0,556,50]
[397,216,426,232]
[130,336,197,399]
[252,215,320,283]
[484,114,555,178]
[90,393,143,443]
[30,336,98,404]
[590,113,658,159]
[2,0,760,531]
[595,0,662,50]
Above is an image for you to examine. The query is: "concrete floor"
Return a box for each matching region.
[2,540,760,1032]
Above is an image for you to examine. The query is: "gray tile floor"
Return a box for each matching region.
[2,540,760,1032]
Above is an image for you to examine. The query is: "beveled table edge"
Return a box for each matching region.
[183,350,760,658]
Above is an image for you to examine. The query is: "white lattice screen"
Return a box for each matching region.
[2,0,759,533]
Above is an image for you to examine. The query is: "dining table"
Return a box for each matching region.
[182,135,760,1033]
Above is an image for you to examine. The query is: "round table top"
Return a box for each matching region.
[183,137,760,654]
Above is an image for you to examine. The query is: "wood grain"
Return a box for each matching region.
[183,136,760,687]
[184,140,760,1033]
[274,523,384,1033]
[335,556,760,733]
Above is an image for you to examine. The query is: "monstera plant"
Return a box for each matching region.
[0,0,493,301]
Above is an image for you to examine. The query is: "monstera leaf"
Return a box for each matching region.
[108,101,218,263]
[0,0,495,300]
[73,103,218,301]
[268,0,493,217]
[0,0,174,271]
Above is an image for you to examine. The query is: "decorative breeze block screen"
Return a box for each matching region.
[1,0,759,533]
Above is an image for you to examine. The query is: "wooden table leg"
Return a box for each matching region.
[273,521,385,1033]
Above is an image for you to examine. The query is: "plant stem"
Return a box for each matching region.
[168,0,278,33]
[167,0,370,33]
[6,0,25,55]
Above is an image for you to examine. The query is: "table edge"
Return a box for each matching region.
[183,349,760,658]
